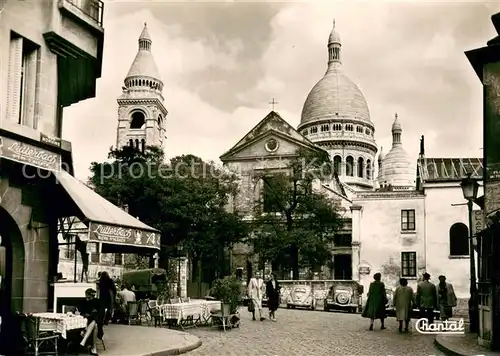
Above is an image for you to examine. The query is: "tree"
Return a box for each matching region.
[89,147,248,280]
[250,148,343,280]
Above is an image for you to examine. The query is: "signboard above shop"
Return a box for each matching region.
[0,135,61,171]
[89,222,161,249]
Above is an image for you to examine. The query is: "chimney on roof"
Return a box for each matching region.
[419,135,425,158]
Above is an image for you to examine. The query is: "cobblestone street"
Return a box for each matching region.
[188,308,443,356]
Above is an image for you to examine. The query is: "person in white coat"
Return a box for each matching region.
[247,271,266,321]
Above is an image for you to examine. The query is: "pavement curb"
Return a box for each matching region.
[434,336,466,356]
[146,338,203,356]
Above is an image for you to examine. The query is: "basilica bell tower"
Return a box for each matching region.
[116,23,168,151]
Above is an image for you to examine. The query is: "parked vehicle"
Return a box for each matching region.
[122,268,167,300]
[324,285,361,313]
[385,288,439,319]
[286,285,316,310]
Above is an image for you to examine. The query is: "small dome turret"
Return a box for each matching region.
[124,23,163,92]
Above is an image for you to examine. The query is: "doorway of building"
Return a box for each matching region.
[334,254,352,280]
[0,206,25,355]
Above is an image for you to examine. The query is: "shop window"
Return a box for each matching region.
[449,222,469,256]
[114,254,123,265]
[401,209,416,231]
[401,252,417,277]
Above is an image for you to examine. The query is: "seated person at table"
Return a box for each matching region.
[116,284,136,323]
[76,288,101,356]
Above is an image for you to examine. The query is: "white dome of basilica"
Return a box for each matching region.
[297,20,377,191]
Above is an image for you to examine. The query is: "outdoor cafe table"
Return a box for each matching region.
[32,312,87,339]
[158,300,221,327]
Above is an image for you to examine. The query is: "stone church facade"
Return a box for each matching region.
[222,20,481,300]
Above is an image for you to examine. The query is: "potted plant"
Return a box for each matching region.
[209,276,242,328]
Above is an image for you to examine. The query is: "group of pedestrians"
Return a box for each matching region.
[247,272,281,322]
[362,272,457,332]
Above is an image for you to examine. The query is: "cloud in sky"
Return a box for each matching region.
[63,1,498,180]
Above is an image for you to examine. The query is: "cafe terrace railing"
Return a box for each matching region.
[277,280,363,305]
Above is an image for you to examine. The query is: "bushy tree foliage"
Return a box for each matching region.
[89,146,248,279]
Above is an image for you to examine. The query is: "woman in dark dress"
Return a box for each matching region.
[266,273,280,322]
[96,271,116,339]
[362,272,388,330]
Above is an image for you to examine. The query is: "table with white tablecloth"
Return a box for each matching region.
[158,300,221,326]
[32,313,87,339]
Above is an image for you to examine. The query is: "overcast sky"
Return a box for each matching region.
[63,0,499,180]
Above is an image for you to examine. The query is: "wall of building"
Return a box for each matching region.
[423,182,482,298]
[354,192,426,294]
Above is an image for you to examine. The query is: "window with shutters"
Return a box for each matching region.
[401,252,417,277]
[7,32,39,128]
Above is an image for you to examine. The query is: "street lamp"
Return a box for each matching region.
[177,242,184,298]
[460,173,480,333]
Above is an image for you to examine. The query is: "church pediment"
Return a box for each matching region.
[220,129,317,162]
[220,111,317,161]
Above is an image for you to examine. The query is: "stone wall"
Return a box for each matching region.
[0,173,51,313]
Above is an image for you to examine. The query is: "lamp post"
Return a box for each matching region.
[177,242,183,298]
[460,173,480,333]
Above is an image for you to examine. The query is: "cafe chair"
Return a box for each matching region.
[62,305,77,314]
[22,315,59,356]
[146,303,162,327]
[211,303,231,332]
[127,302,141,325]
[181,297,190,303]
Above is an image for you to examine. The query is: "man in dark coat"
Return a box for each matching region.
[416,272,437,324]
[362,273,388,330]
[266,273,280,321]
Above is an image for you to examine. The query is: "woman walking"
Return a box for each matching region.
[266,274,280,321]
[96,271,116,339]
[362,273,388,330]
[394,278,414,332]
[247,271,266,321]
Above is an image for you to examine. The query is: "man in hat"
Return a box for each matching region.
[77,288,100,355]
[416,272,437,324]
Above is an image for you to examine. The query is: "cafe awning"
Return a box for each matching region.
[53,170,161,254]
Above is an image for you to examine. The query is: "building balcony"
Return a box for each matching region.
[59,0,104,29]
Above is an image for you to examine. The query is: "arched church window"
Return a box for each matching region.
[333,123,342,131]
[302,129,308,136]
[346,156,354,176]
[357,157,364,178]
[310,126,318,134]
[135,139,139,149]
[365,128,371,135]
[356,126,363,133]
[346,124,353,131]
[141,139,145,153]
[130,111,146,129]
[321,124,329,132]
[333,156,342,174]
[129,139,133,147]
[366,159,372,179]
[449,222,469,256]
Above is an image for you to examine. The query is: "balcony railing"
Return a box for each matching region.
[64,0,104,27]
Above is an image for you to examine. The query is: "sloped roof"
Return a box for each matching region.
[417,157,483,182]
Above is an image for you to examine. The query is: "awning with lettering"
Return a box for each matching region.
[53,170,161,254]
